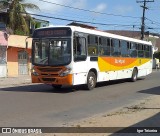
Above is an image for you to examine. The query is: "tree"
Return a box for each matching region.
[0,0,39,35]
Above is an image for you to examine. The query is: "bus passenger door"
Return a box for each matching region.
[73,36,88,85]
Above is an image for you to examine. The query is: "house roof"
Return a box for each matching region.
[32,17,49,23]
[8,35,32,49]
[105,30,142,38]
[68,22,97,29]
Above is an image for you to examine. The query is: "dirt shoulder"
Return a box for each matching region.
[0,76,31,87]
[36,94,160,136]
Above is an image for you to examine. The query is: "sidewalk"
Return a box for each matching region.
[47,95,160,136]
[0,75,31,86]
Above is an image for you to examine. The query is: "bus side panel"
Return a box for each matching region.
[98,57,152,81]
[137,58,152,77]
[72,59,88,85]
[98,57,112,81]
[98,57,136,81]
[72,57,99,85]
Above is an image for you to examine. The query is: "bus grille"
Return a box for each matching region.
[42,78,56,82]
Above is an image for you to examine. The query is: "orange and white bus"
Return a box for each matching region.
[31,26,153,90]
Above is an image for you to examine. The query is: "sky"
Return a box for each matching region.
[25,0,160,33]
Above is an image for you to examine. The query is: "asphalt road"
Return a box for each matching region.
[0,71,159,127]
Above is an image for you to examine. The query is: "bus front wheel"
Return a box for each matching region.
[52,85,62,89]
[86,71,97,90]
[131,68,138,82]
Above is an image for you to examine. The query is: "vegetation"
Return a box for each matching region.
[0,0,39,35]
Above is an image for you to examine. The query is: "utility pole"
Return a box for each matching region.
[137,0,154,40]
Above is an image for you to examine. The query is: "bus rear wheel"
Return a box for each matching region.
[131,68,138,82]
[86,71,97,90]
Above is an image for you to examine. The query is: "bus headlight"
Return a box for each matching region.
[31,68,39,76]
[60,68,71,77]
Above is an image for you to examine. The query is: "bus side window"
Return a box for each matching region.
[88,35,98,56]
[111,39,121,56]
[138,44,144,58]
[130,42,137,58]
[74,36,87,61]
[121,40,129,57]
[144,45,149,58]
[149,46,152,58]
[98,37,110,56]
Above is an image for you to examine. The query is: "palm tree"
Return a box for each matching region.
[0,0,39,35]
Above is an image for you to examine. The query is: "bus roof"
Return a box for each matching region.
[35,26,153,46]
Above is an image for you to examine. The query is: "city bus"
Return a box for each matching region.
[31,26,153,90]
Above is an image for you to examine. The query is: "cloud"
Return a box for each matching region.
[25,0,87,13]
[71,0,87,9]
[25,0,66,12]
[24,0,87,24]
[94,3,107,12]
[114,5,133,14]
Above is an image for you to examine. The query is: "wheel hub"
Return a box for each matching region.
[89,76,94,87]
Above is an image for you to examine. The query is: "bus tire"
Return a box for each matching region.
[131,68,138,82]
[86,71,97,90]
[52,85,62,89]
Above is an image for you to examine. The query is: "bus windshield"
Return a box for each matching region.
[33,38,71,66]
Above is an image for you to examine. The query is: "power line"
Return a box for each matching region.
[25,12,140,28]
[39,0,140,19]
[146,18,160,26]
[34,9,140,27]
[38,5,159,31]
[37,0,160,33]
[37,9,94,21]
[146,25,160,30]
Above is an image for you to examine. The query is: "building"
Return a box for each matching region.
[29,18,49,34]
[0,9,8,26]
[0,30,8,77]
[7,35,32,77]
[0,10,49,77]
[0,22,8,77]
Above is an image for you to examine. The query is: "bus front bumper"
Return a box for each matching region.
[31,74,73,86]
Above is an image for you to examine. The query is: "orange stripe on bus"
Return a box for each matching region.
[101,57,137,67]
[98,57,151,71]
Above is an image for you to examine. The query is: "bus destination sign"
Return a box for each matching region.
[33,27,72,38]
